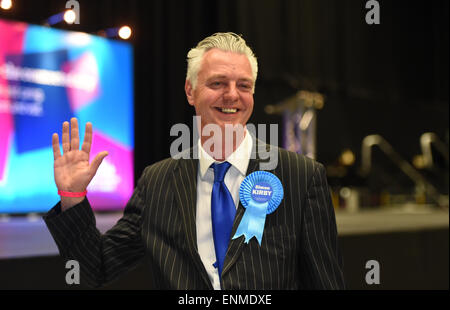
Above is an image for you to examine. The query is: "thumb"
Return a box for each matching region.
[89,151,109,176]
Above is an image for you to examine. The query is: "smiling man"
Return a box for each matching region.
[185,35,256,161]
[44,32,345,290]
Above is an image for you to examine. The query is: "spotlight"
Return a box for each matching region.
[118,26,132,40]
[46,9,78,26]
[0,0,12,10]
[101,26,132,40]
[64,9,76,24]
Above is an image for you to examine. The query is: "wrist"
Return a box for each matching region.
[58,190,87,197]
[58,189,87,211]
[60,196,85,211]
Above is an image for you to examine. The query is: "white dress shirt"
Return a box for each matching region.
[195,130,253,290]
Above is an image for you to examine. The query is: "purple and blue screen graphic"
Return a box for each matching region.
[0,19,134,213]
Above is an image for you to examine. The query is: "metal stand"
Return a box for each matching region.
[265,90,324,159]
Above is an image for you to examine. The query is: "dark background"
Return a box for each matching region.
[1,0,448,185]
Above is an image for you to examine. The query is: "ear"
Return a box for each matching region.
[185,80,195,106]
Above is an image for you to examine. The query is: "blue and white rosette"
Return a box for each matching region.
[232,171,283,245]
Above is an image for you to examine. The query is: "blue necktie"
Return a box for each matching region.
[211,161,236,281]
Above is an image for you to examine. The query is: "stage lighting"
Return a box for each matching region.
[46,9,78,26]
[101,26,132,40]
[0,0,12,10]
[118,26,132,40]
[64,9,76,24]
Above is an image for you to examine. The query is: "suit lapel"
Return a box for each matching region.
[172,154,213,289]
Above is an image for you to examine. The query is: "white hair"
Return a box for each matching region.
[186,32,258,92]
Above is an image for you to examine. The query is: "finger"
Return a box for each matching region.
[89,151,108,176]
[70,117,80,151]
[52,133,62,160]
[62,121,70,154]
[82,122,92,154]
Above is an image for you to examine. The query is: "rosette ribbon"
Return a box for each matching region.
[232,171,283,245]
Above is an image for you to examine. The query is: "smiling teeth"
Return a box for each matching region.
[221,108,237,113]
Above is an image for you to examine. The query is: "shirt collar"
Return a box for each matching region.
[198,128,253,179]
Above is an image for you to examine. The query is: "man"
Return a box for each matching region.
[44,32,345,289]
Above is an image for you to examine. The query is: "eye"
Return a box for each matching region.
[209,81,223,88]
[238,83,252,91]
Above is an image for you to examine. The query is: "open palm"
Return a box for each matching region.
[52,118,108,194]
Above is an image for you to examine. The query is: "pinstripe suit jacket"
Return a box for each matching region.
[44,139,345,290]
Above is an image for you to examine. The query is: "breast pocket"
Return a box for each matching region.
[232,225,298,289]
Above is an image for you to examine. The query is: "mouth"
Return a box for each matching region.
[215,107,239,114]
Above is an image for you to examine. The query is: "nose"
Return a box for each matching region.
[223,82,239,103]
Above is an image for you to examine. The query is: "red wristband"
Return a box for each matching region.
[58,190,87,197]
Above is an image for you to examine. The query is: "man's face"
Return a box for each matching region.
[185,48,254,132]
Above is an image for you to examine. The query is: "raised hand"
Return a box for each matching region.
[52,118,108,210]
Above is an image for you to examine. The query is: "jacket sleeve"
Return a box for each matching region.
[43,170,148,288]
[299,162,346,289]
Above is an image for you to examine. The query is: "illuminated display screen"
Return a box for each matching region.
[0,19,134,213]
